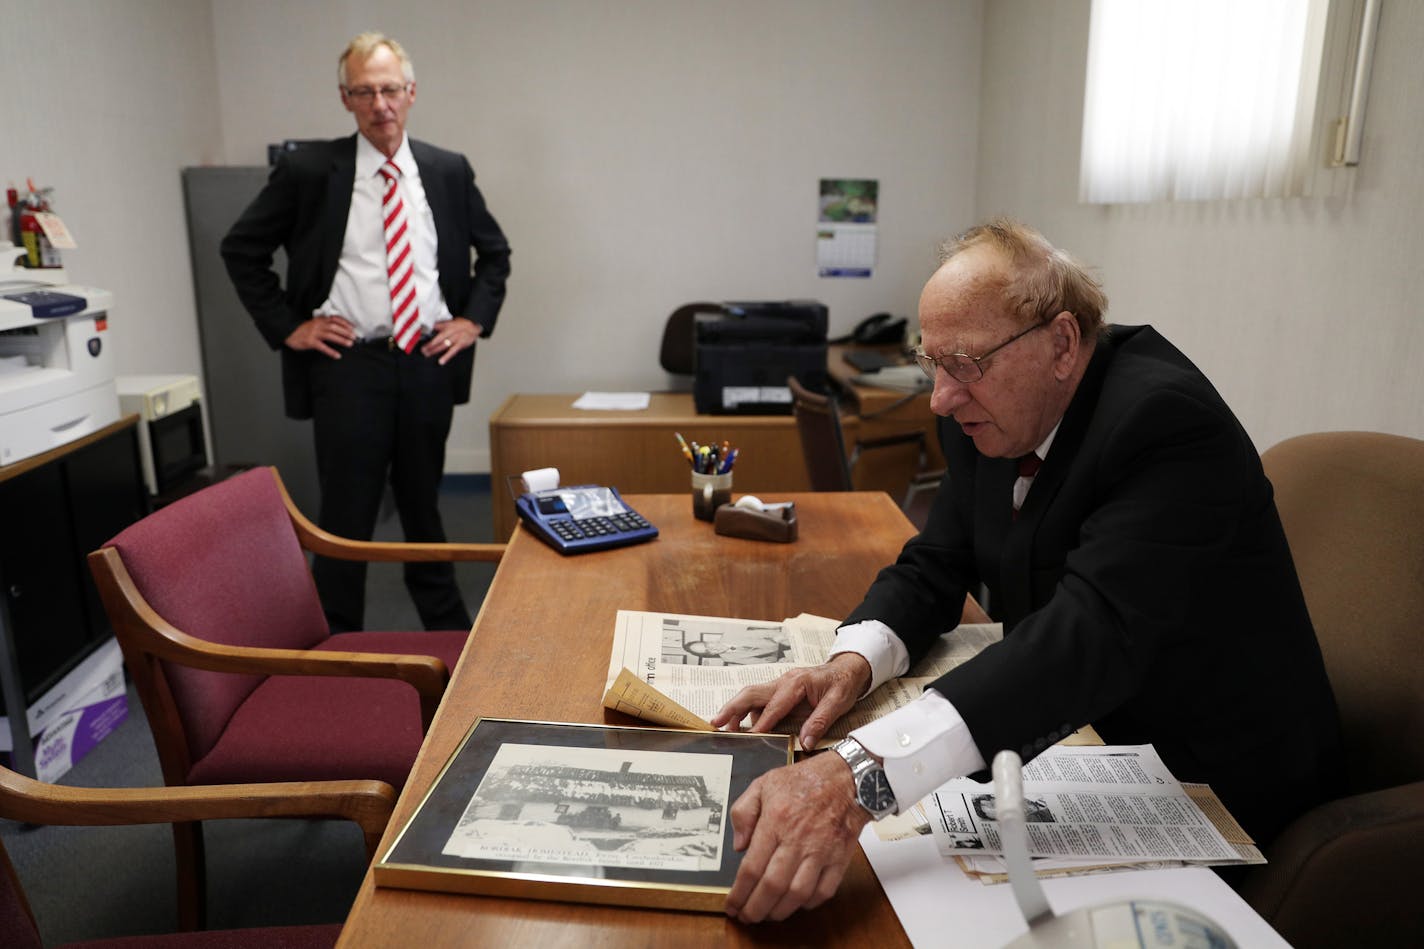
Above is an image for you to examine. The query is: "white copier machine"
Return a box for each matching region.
[0,259,119,467]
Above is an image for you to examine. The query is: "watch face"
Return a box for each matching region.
[859,769,896,814]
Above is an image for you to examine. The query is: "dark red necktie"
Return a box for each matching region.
[1012,453,1042,519]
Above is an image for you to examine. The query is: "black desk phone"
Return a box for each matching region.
[515,485,658,554]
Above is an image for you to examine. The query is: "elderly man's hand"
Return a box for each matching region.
[725,748,871,923]
[710,652,871,750]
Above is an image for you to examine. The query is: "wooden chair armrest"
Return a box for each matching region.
[146,633,449,731]
[301,534,507,564]
[115,596,449,695]
[0,768,396,859]
[267,466,505,563]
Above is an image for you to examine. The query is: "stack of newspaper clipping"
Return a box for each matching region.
[908,743,1264,884]
[601,609,1263,884]
[601,610,1059,750]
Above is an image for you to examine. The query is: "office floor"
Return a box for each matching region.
[0,475,498,945]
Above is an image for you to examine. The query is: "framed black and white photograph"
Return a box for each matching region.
[374,718,793,912]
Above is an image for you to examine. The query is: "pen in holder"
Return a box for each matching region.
[677,432,738,521]
[692,471,733,522]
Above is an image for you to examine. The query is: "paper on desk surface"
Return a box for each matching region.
[860,827,1289,949]
[571,391,651,410]
[601,667,715,731]
[603,611,834,734]
[925,744,1251,870]
[604,611,1011,750]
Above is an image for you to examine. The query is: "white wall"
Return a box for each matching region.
[0,0,222,379]
[976,0,1424,450]
[13,0,1410,470]
[208,0,984,471]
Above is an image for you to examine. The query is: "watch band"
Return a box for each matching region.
[834,737,899,819]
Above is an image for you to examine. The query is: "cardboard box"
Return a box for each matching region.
[2,636,129,782]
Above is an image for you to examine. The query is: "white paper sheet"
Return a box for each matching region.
[571,392,651,410]
[859,827,1287,948]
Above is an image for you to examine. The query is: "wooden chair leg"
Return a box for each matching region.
[172,820,207,931]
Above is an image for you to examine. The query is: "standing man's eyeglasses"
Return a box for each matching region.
[343,83,411,103]
[912,319,1056,384]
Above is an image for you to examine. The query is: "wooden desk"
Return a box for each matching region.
[487,346,939,540]
[338,492,916,948]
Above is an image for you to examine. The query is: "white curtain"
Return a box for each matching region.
[1080,0,1327,203]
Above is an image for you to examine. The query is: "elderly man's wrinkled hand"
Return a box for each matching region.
[710,652,871,750]
[725,749,870,923]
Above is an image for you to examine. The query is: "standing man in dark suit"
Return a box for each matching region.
[712,219,1341,923]
[221,32,510,633]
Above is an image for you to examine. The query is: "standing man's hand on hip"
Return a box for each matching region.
[423,317,481,365]
[286,314,358,359]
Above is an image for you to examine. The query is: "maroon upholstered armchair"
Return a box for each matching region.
[86,466,503,929]
[1,762,394,948]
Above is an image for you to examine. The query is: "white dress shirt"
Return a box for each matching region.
[315,133,453,339]
[829,423,1060,809]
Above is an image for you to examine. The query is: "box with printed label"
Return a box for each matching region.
[2,637,129,782]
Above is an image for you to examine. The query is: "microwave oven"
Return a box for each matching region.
[116,374,210,496]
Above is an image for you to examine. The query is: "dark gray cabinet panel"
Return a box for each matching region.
[180,166,319,515]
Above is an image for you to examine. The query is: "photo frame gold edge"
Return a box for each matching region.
[373,862,729,913]
[374,716,793,913]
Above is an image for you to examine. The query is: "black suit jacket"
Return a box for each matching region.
[846,325,1341,843]
[220,135,511,419]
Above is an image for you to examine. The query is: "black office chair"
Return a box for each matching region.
[659,302,723,376]
[787,375,943,528]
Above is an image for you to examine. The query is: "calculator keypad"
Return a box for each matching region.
[550,511,652,543]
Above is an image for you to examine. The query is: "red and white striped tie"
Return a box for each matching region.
[379,160,420,353]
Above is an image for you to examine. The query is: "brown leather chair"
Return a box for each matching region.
[1240,431,1424,948]
[787,375,944,528]
[1,763,393,947]
[86,466,502,929]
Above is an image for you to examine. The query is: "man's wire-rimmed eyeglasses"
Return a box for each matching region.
[343,83,411,103]
[912,318,1052,384]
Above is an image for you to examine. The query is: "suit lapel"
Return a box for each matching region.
[319,136,358,296]
[410,139,453,289]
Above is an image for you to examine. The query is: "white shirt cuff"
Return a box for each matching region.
[849,689,987,810]
[828,620,910,696]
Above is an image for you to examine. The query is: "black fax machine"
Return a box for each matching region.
[691,300,828,415]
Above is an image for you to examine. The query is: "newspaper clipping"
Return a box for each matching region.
[604,610,1005,747]
[928,745,1244,866]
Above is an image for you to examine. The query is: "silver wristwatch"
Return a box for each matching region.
[833,738,898,819]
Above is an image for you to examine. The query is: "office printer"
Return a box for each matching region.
[0,264,119,467]
[684,300,829,415]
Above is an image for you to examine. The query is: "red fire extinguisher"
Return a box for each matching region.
[17,179,61,268]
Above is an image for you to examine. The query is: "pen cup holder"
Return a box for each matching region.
[691,472,733,522]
